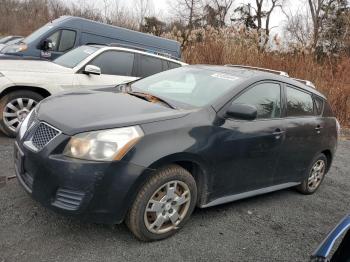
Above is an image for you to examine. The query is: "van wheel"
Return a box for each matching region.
[126,164,197,241]
[296,153,328,195]
[0,91,43,137]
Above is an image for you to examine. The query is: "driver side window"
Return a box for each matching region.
[45,30,76,52]
[232,83,281,119]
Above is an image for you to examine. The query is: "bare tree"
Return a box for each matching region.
[232,0,284,49]
[283,7,313,49]
[169,0,203,29]
[203,0,234,27]
[110,1,139,30]
[135,0,154,28]
[212,0,234,26]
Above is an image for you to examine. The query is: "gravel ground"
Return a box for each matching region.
[0,133,349,262]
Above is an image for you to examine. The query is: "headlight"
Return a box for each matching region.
[64,126,144,161]
[18,109,34,139]
[1,43,27,54]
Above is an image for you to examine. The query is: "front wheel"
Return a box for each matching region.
[126,164,197,241]
[0,91,43,137]
[296,153,328,194]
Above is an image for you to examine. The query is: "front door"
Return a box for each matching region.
[40,29,77,60]
[211,82,285,198]
[74,50,138,89]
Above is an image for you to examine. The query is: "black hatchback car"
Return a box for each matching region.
[14,65,339,241]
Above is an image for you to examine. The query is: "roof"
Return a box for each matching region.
[191,65,326,99]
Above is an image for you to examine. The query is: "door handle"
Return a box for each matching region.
[315,125,323,134]
[273,128,285,139]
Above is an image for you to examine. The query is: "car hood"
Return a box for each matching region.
[37,90,191,135]
[0,60,72,74]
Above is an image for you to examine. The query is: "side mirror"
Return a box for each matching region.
[226,104,257,120]
[41,39,53,51]
[84,65,101,75]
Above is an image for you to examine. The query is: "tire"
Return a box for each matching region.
[126,164,197,241]
[296,153,328,195]
[0,90,44,137]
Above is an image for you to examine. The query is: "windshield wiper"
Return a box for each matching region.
[126,91,176,109]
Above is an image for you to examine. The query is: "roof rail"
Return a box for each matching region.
[225,64,290,77]
[225,64,317,89]
[291,78,316,89]
[107,43,180,61]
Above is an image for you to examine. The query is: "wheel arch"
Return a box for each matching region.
[320,149,333,173]
[0,85,51,99]
[122,153,211,221]
[147,153,210,207]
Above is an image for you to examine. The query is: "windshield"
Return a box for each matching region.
[131,67,242,107]
[6,38,23,45]
[22,25,52,44]
[53,46,100,68]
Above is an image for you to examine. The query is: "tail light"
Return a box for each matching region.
[336,119,341,137]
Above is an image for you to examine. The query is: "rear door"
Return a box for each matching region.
[274,85,321,184]
[211,82,286,197]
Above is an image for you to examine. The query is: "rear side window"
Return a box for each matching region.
[323,101,334,117]
[314,96,324,115]
[169,62,181,69]
[58,30,76,52]
[286,86,314,117]
[232,82,281,119]
[139,55,163,77]
[90,51,135,76]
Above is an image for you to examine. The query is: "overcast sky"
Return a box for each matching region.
[67,0,307,36]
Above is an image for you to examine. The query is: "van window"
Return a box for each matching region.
[45,30,76,52]
[46,31,60,51]
[90,51,134,76]
[58,30,76,52]
[232,83,281,119]
[286,86,314,117]
[139,55,163,77]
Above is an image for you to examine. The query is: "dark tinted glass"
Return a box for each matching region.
[46,31,60,51]
[58,30,76,52]
[91,51,134,76]
[139,55,163,77]
[323,101,334,117]
[169,62,181,69]
[286,86,314,116]
[233,83,281,119]
[314,96,324,115]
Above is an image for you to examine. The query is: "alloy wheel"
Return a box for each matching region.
[3,98,37,132]
[144,180,191,234]
[308,160,326,191]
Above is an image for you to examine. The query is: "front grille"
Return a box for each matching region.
[31,123,60,150]
[52,189,85,211]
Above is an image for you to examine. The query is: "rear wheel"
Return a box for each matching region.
[126,164,197,241]
[0,91,43,137]
[297,153,328,194]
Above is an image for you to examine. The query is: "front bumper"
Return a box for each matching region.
[14,134,151,224]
